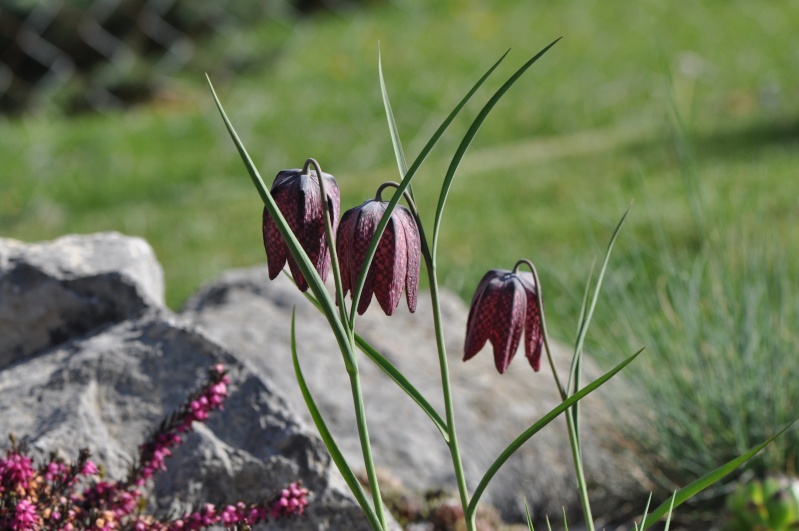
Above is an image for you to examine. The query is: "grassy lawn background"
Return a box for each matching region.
[2,0,799,514]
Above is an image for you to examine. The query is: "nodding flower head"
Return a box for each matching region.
[262,162,340,292]
[336,183,421,316]
[463,260,543,374]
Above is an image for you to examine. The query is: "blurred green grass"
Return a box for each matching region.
[1,0,798,319]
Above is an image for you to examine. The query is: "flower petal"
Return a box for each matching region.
[396,206,421,313]
[336,208,357,297]
[373,216,407,316]
[263,205,288,281]
[519,272,543,371]
[464,270,502,361]
[487,276,526,374]
[353,202,383,315]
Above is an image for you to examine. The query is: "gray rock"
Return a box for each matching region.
[182,266,653,525]
[0,233,399,530]
[0,308,377,530]
[0,232,164,368]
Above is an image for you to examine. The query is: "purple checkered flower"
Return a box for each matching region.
[336,190,421,316]
[463,264,543,374]
[262,167,340,292]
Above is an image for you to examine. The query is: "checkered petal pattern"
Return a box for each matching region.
[336,200,421,316]
[262,169,340,292]
[463,268,543,374]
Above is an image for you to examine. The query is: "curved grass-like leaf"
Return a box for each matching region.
[431,38,561,258]
[565,209,629,524]
[641,417,799,528]
[355,335,449,440]
[300,287,449,440]
[207,76,356,372]
[570,209,629,399]
[349,50,510,324]
[290,310,383,530]
[524,499,536,531]
[466,347,644,519]
[378,45,409,187]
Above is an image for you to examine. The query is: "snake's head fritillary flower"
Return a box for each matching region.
[262,166,340,292]
[336,185,421,316]
[463,263,543,374]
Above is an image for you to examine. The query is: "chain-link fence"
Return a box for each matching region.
[0,0,363,115]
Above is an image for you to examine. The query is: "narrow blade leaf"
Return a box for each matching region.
[432,38,561,256]
[378,45,409,183]
[290,310,383,530]
[301,288,448,440]
[349,50,511,322]
[467,347,644,518]
[207,76,354,368]
[642,417,799,527]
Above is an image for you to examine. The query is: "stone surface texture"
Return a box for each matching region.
[182,265,652,524]
[0,232,164,368]
[0,233,386,530]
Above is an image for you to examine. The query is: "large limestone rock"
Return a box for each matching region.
[0,232,164,368]
[182,266,653,525]
[0,234,386,530]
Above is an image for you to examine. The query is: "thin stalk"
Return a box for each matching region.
[386,183,470,523]
[379,181,471,524]
[302,158,350,330]
[306,158,385,528]
[516,259,593,529]
[348,366,387,529]
[428,260,471,520]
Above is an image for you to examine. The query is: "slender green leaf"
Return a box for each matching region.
[642,417,799,527]
[290,310,383,530]
[207,76,355,371]
[467,347,644,518]
[524,499,536,531]
[637,492,653,531]
[349,50,510,323]
[663,492,676,531]
[378,45,409,185]
[431,38,561,258]
[569,209,629,396]
[355,334,449,440]
[300,288,448,439]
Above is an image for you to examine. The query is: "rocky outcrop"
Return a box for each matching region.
[0,233,384,530]
[182,266,652,524]
[0,232,163,369]
[0,232,650,528]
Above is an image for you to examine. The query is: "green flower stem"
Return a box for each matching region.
[303,160,385,528]
[348,364,387,530]
[410,203,471,528]
[302,158,349,330]
[427,261,471,520]
[519,259,594,530]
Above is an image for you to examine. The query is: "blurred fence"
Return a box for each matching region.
[0,0,361,115]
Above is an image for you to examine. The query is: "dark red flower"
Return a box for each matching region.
[463,268,543,374]
[262,168,340,292]
[336,199,420,316]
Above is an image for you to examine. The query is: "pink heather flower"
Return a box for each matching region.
[262,167,341,292]
[13,499,39,530]
[0,452,36,489]
[336,191,421,316]
[464,266,543,374]
[80,460,98,476]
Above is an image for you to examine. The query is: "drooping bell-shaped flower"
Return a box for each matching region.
[262,167,340,292]
[336,186,421,316]
[463,263,543,374]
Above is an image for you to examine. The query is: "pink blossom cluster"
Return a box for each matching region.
[0,364,310,530]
